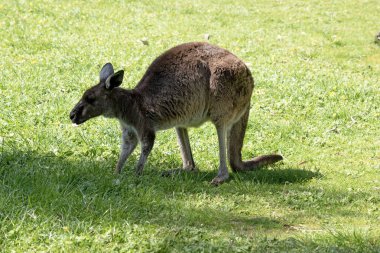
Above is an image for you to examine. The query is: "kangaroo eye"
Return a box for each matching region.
[85,96,95,104]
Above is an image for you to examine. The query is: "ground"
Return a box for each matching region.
[0,0,379,252]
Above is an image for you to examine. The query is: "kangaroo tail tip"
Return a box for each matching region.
[263,154,283,164]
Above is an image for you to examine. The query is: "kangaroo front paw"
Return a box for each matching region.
[135,166,144,176]
[210,174,229,186]
[183,166,198,172]
[114,167,122,174]
[161,169,181,177]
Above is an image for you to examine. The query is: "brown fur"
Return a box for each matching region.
[69,42,282,185]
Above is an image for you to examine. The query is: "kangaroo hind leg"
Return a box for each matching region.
[228,108,283,172]
[211,124,230,185]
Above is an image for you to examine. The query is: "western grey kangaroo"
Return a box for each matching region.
[69,42,282,185]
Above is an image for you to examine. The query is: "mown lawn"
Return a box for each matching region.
[0,0,379,252]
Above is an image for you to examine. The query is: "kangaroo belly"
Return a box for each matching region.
[155,115,209,131]
[170,110,209,129]
[151,92,210,131]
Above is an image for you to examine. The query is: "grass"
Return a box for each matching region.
[0,0,379,252]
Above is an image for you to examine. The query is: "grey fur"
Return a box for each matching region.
[69,42,283,185]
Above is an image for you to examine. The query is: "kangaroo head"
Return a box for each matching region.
[70,63,124,125]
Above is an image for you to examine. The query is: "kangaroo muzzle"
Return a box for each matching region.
[69,101,85,125]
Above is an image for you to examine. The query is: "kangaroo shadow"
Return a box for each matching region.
[1,148,368,245]
[158,162,322,185]
[0,149,287,232]
[232,166,322,184]
[3,149,374,252]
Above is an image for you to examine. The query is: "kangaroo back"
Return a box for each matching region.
[134,42,254,130]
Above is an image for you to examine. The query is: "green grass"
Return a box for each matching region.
[0,0,379,252]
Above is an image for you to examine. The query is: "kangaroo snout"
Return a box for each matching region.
[69,108,79,124]
[69,109,77,121]
[69,107,77,120]
[69,102,84,124]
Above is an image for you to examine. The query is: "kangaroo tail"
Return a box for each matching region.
[228,109,283,172]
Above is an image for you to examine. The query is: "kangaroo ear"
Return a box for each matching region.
[105,70,124,90]
[99,63,114,82]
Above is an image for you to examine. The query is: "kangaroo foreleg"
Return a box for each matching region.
[176,127,197,171]
[115,127,138,174]
[135,131,155,175]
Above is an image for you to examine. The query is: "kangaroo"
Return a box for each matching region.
[69,42,283,185]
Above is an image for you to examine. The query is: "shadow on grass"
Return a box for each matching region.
[232,166,322,184]
[159,162,322,185]
[0,149,287,232]
[2,149,377,251]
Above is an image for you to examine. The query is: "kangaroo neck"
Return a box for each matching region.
[109,88,143,128]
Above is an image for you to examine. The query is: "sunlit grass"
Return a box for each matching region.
[0,0,379,251]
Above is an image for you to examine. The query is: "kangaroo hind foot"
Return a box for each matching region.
[228,109,283,173]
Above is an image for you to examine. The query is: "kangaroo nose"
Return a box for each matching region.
[69,110,76,120]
